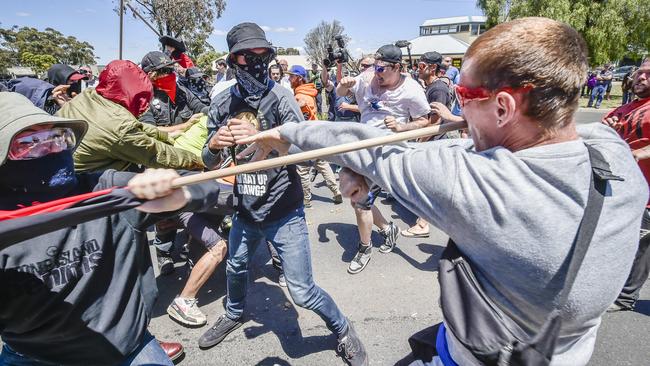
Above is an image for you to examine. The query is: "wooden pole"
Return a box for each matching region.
[171,121,467,189]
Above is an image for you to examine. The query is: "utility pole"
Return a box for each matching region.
[119,0,124,60]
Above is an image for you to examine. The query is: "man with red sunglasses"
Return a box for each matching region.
[232,17,647,366]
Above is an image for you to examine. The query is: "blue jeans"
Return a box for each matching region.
[0,332,172,366]
[588,85,606,107]
[226,208,348,336]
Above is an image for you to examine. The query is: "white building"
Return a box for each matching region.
[400,15,487,67]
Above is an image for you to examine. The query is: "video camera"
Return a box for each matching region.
[323,35,349,68]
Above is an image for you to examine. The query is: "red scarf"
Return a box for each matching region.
[153,74,178,104]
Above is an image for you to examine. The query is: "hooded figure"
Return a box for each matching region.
[56,60,203,172]
[46,64,88,96]
[5,77,59,115]
[0,91,223,366]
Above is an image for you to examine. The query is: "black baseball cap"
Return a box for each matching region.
[140,51,176,73]
[227,22,273,54]
[375,45,402,64]
[420,52,443,66]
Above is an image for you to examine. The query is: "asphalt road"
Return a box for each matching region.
[148,108,650,365]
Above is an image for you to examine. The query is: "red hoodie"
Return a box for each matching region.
[294,83,319,120]
[95,60,153,117]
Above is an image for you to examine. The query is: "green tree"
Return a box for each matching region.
[0,26,96,74]
[195,50,227,76]
[20,51,56,74]
[277,47,300,56]
[476,0,650,65]
[303,20,350,65]
[123,0,227,58]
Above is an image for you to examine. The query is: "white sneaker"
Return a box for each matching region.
[167,296,207,326]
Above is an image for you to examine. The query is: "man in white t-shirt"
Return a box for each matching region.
[335,44,431,274]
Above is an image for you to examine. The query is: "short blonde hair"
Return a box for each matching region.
[464,17,588,130]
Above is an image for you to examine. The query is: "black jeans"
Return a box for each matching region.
[616,208,650,308]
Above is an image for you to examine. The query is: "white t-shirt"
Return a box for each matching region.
[351,71,430,129]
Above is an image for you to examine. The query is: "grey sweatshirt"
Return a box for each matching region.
[280,121,648,366]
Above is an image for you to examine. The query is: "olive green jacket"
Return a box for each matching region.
[57,88,204,172]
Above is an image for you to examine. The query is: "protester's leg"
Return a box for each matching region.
[355,204,373,246]
[266,239,286,287]
[0,344,59,366]
[614,209,650,309]
[587,86,597,107]
[314,159,342,202]
[296,163,312,206]
[123,333,174,366]
[316,92,323,114]
[595,86,605,108]
[154,218,180,275]
[180,241,227,299]
[605,82,612,100]
[223,214,264,320]
[371,206,389,231]
[266,208,349,336]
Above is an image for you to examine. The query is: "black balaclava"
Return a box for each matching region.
[0,150,78,209]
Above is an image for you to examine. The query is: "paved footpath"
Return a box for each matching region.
[149,110,649,365]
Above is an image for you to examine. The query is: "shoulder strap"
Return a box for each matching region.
[521,143,622,359]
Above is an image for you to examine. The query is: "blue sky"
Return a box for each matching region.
[0,0,483,65]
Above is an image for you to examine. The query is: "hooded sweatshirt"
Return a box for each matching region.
[57,60,204,172]
[293,82,319,120]
[46,64,78,87]
[5,77,57,114]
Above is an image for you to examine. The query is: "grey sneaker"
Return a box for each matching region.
[333,194,343,204]
[606,302,633,313]
[156,249,174,275]
[337,319,368,366]
[167,296,207,327]
[198,315,244,349]
[379,222,399,253]
[348,244,372,274]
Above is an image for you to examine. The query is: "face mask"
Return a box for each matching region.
[0,150,78,209]
[152,73,178,104]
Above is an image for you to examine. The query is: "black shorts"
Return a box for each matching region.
[354,184,383,210]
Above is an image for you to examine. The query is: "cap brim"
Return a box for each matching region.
[230,38,273,54]
[0,113,88,166]
[68,73,88,82]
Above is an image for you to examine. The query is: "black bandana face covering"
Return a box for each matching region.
[230,50,273,107]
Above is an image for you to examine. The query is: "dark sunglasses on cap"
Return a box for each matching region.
[234,49,273,65]
[155,66,175,75]
[374,63,396,73]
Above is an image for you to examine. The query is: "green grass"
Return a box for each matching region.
[579,81,624,110]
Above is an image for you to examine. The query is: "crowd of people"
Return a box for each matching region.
[0,16,649,366]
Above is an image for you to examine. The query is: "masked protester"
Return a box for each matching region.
[46,64,88,98]
[200,22,369,366]
[56,59,204,173]
[139,51,208,128]
[0,92,231,365]
[160,35,195,71]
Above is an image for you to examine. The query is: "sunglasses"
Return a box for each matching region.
[454,84,534,107]
[235,50,273,66]
[9,127,76,161]
[374,64,395,73]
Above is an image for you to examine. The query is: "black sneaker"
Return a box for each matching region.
[337,319,368,366]
[198,315,244,349]
[157,249,174,275]
[378,222,399,253]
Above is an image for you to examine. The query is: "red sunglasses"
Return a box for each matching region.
[455,84,534,107]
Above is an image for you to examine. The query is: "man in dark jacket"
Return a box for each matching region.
[139,51,208,128]
[199,22,368,366]
[4,77,61,115]
[0,92,225,365]
[46,64,88,97]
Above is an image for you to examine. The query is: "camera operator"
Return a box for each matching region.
[334,44,430,274]
[321,59,365,122]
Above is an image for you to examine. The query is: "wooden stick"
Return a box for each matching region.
[171,120,468,188]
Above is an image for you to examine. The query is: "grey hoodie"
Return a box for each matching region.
[279,121,647,366]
